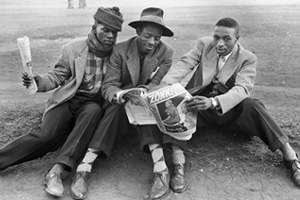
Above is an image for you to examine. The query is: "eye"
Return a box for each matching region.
[144,34,151,38]
[102,28,109,33]
[154,37,161,41]
[224,37,231,41]
[213,35,219,40]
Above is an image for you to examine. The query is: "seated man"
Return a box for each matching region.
[0,6,123,198]
[162,17,300,187]
[70,7,187,200]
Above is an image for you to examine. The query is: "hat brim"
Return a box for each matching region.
[129,21,174,37]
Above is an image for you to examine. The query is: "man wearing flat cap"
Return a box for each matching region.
[72,7,186,200]
[0,6,123,199]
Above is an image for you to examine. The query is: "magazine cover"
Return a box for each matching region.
[143,83,197,141]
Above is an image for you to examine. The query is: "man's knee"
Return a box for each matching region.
[83,103,102,116]
[239,98,265,110]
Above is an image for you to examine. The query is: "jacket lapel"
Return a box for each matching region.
[74,43,89,88]
[202,47,219,86]
[141,51,158,84]
[218,44,240,84]
[126,38,140,86]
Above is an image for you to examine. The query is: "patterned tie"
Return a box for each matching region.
[216,56,226,78]
[210,56,225,95]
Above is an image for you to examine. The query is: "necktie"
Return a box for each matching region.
[216,56,226,77]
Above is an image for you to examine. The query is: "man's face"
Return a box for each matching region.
[213,26,239,56]
[136,24,163,54]
[94,22,118,48]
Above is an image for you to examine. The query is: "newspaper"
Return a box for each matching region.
[121,88,157,125]
[17,36,38,94]
[124,83,197,141]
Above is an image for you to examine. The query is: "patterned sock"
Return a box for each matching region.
[149,144,168,174]
[76,148,100,172]
[172,145,185,165]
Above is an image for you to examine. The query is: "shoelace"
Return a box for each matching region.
[293,160,300,170]
[51,174,62,184]
[174,165,184,176]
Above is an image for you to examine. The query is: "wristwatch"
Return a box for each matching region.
[210,97,218,109]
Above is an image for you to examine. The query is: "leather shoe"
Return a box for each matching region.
[284,159,300,187]
[70,172,90,200]
[44,172,64,197]
[170,164,187,193]
[146,172,170,200]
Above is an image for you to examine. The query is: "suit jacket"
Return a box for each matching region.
[162,37,257,115]
[101,36,174,103]
[37,38,106,117]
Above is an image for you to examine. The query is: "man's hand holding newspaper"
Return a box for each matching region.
[17,36,38,94]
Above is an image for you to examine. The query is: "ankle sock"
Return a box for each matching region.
[281,142,298,161]
[76,148,100,172]
[172,145,185,165]
[149,144,168,174]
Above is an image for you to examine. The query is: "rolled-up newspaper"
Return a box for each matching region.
[17,36,37,94]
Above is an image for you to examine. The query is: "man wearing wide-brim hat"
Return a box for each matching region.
[73,7,188,200]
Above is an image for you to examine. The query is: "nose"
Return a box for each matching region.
[217,39,224,46]
[147,37,155,45]
[107,31,114,38]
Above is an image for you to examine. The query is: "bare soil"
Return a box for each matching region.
[1,0,300,200]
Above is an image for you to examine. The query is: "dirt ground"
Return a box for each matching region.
[1,0,300,200]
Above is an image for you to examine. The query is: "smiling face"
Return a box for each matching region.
[93,22,118,48]
[136,23,163,55]
[213,26,239,56]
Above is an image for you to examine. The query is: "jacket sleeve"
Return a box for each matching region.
[37,45,72,92]
[101,46,123,103]
[216,53,257,115]
[162,38,204,85]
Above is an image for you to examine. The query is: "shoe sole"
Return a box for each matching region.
[70,191,88,200]
[143,189,171,200]
[171,183,188,193]
[45,187,64,197]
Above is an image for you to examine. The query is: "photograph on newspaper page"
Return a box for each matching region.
[143,83,197,141]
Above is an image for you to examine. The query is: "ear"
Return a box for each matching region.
[236,35,240,40]
[136,27,141,36]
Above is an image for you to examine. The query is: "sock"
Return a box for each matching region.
[76,148,100,172]
[172,145,185,165]
[280,142,298,161]
[149,144,168,174]
[49,163,65,175]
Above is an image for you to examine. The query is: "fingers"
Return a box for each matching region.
[22,72,32,87]
[187,96,209,110]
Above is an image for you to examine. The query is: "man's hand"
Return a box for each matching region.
[22,72,38,88]
[186,96,212,110]
[123,93,143,106]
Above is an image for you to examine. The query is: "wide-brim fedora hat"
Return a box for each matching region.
[128,7,174,37]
